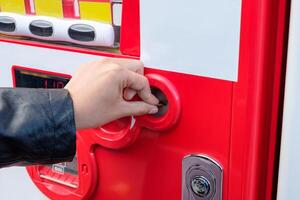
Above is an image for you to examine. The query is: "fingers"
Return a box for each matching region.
[125,71,159,105]
[105,58,144,74]
[123,88,137,100]
[122,101,158,116]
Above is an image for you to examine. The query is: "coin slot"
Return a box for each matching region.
[137,74,181,131]
[151,87,168,117]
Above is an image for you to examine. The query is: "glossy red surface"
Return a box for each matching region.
[62,0,79,19]
[119,0,140,56]
[229,0,288,199]
[3,0,288,198]
[91,69,233,200]
[27,134,98,200]
[137,73,181,131]
[81,117,141,150]
[80,73,182,150]
[24,0,35,15]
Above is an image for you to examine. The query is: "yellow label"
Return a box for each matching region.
[0,0,26,14]
[34,0,63,18]
[79,2,112,24]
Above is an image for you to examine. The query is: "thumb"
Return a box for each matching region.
[122,101,158,116]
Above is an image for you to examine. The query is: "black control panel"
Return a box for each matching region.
[14,67,70,88]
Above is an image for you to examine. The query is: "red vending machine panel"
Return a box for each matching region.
[0,0,289,199]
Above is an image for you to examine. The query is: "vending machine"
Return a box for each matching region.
[0,0,289,199]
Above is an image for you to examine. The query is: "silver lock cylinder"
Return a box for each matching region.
[182,155,223,200]
[191,176,211,197]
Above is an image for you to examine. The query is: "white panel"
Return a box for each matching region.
[112,3,122,26]
[0,42,106,87]
[140,0,242,81]
[0,41,106,199]
[277,0,300,199]
[0,167,46,200]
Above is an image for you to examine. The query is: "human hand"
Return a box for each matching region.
[65,58,159,130]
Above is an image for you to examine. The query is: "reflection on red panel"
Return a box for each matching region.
[0,0,288,199]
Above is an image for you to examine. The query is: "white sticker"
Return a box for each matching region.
[140,0,242,81]
[52,165,65,174]
[113,3,122,26]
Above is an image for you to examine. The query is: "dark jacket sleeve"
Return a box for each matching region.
[0,88,76,168]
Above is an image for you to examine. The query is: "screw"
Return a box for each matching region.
[191,176,211,197]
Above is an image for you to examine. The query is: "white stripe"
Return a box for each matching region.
[73,0,80,18]
[30,0,35,13]
[39,175,78,188]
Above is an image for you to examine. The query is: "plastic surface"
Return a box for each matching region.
[0,12,115,46]
[80,74,181,150]
[62,0,79,19]
[79,1,112,23]
[228,0,289,199]
[119,0,139,56]
[0,0,121,47]
[140,0,242,81]
[81,117,142,150]
[34,0,64,17]
[0,0,26,14]
[137,73,181,131]
[27,134,98,200]
[0,0,289,199]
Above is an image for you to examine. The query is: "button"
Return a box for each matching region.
[68,24,95,42]
[29,20,53,37]
[0,16,16,32]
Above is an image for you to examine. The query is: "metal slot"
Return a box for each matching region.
[151,87,168,117]
[182,155,223,200]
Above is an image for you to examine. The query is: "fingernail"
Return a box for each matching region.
[148,106,158,114]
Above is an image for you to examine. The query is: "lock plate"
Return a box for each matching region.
[182,155,223,200]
